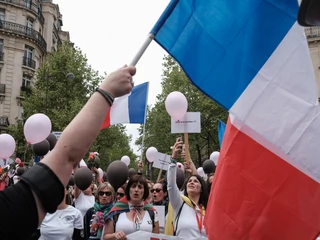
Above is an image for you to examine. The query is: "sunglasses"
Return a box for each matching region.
[117,192,125,198]
[98,191,112,197]
[151,188,163,193]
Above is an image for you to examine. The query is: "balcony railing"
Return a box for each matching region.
[0,52,3,61]
[305,27,320,39]
[0,21,47,52]
[22,56,36,69]
[0,0,45,25]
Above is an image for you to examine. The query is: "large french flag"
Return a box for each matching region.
[101,82,149,130]
[151,0,320,239]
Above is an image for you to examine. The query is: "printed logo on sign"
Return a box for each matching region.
[175,120,196,123]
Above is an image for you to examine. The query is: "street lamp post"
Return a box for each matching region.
[44,72,75,114]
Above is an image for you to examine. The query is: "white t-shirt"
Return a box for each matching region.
[39,205,83,240]
[115,210,158,236]
[74,192,95,218]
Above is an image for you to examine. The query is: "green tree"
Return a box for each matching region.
[136,55,228,178]
[8,44,136,166]
[88,125,138,171]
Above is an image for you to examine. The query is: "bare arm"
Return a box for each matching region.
[103,219,116,240]
[37,66,136,225]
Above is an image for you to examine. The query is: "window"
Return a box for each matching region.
[24,45,33,59]
[0,9,5,22]
[25,0,32,9]
[22,74,32,87]
[0,39,3,61]
[26,18,33,36]
[18,107,24,120]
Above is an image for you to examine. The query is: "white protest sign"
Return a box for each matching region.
[126,231,208,240]
[152,152,171,171]
[171,112,201,133]
[154,205,165,228]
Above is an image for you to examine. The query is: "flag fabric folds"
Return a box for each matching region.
[101,82,148,130]
[217,120,226,148]
[151,0,320,239]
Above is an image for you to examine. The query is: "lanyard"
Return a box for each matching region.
[194,206,203,234]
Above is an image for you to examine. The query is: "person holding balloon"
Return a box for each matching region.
[0,65,136,240]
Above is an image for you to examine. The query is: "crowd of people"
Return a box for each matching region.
[0,66,215,240]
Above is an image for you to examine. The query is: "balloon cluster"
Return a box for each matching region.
[0,113,54,165]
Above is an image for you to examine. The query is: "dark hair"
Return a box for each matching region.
[125,175,149,201]
[206,173,214,195]
[119,183,127,192]
[184,175,208,208]
[155,181,167,193]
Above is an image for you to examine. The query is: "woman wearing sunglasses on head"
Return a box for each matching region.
[84,182,115,240]
[152,181,168,234]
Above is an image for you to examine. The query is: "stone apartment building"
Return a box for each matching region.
[0,0,70,132]
[305,26,320,101]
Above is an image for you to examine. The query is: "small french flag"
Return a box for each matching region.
[101,82,149,130]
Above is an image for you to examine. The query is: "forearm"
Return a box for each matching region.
[104,233,116,240]
[167,163,183,209]
[41,91,111,188]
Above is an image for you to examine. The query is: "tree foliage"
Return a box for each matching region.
[136,55,228,176]
[8,43,136,168]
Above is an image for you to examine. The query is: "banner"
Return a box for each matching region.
[126,231,208,240]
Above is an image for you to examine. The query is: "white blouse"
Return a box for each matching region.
[74,192,95,218]
[167,163,207,238]
[39,205,83,240]
[115,210,158,236]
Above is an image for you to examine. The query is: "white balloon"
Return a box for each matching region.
[197,167,205,177]
[24,113,52,144]
[165,91,188,120]
[210,151,220,165]
[177,162,184,172]
[146,147,158,163]
[121,156,130,166]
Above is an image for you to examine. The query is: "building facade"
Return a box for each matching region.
[305,27,320,101]
[0,0,70,132]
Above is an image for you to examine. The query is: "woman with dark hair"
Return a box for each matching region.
[152,181,168,234]
[165,137,208,238]
[116,183,126,202]
[103,175,159,240]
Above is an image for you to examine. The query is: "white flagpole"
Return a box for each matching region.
[140,82,150,177]
[129,34,155,66]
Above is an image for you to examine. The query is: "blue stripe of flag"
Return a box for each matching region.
[128,82,149,123]
[151,0,298,110]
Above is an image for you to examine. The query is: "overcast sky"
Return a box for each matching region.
[53,0,170,155]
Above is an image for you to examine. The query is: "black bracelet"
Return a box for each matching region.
[20,162,64,214]
[95,88,114,106]
[170,157,177,164]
